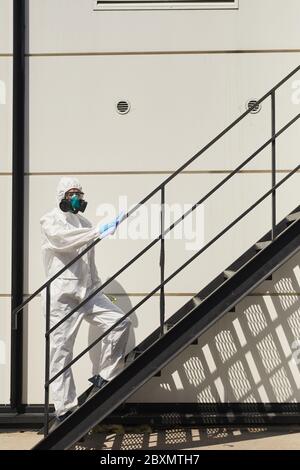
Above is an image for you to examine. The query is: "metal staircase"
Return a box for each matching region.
[12,65,300,449]
[33,206,299,449]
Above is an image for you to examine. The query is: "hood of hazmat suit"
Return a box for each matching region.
[55,176,83,207]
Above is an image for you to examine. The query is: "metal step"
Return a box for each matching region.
[286,211,300,222]
[124,350,137,367]
[255,241,273,279]
[164,321,198,345]
[125,349,161,376]
[225,265,272,281]
[224,270,236,279]
[192,296,202,307]
[255,241,272,251]
[38,386,93,435]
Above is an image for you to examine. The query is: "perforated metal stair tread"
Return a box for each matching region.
[125,350,138,365]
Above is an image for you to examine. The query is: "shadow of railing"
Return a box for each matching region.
[72,425,300,450]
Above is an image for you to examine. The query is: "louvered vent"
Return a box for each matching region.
[116,100,130,115]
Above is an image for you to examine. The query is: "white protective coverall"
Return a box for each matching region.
[40,177,131,417]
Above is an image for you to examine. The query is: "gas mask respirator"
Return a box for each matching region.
[59,193,88,214]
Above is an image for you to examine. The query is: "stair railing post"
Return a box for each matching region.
[159,186,166,336]
[44,284,51,437]
[271,90,276,240]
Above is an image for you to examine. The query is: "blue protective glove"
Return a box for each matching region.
[99,220,116,235]
[98,210,126,238]
[115,209,126,226]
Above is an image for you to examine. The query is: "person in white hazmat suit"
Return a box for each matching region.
[40,176,131,427]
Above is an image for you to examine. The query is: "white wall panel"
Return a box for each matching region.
[27,0,300,54]
[0,298,11,404]
[27,54,300,174]
[0,0,12,54]
[0,176,12,295]
[0,59,12,173]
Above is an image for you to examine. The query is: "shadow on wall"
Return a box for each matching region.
[130,253,300,405]
[88,279,138,376]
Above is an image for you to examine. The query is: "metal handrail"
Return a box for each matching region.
[46,164,299,386]
[12,63,300,319]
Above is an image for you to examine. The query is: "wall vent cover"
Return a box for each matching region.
[246,99,262,114]
[116,100,130,115]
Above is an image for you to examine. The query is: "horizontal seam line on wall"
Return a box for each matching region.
[2,292,299,298]
[80,292,300,296]
[0,170,299,176]
[25,49,300,57]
